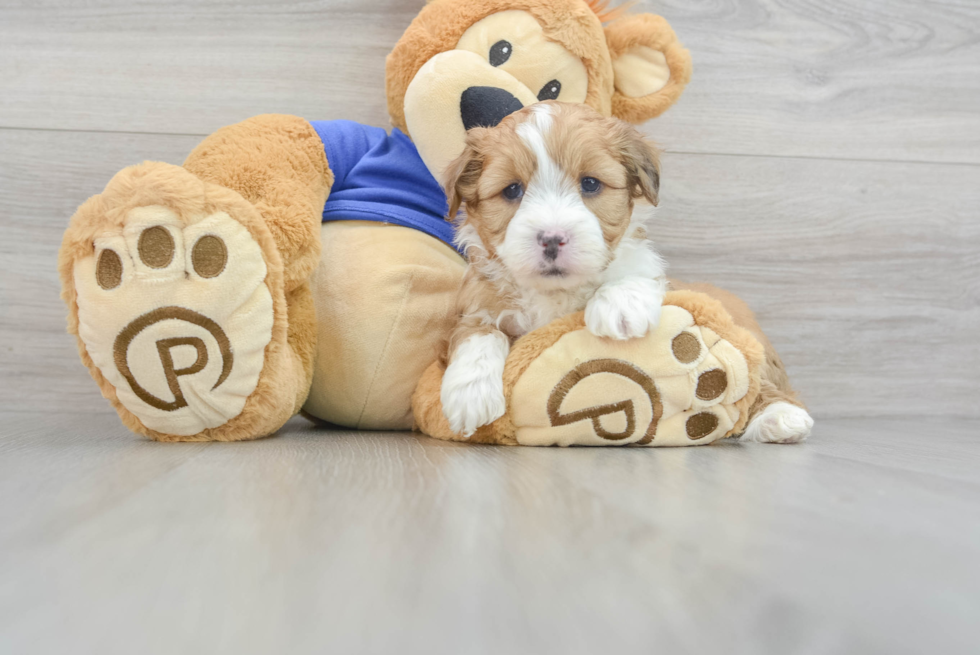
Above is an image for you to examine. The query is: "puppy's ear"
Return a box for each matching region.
[443,128,489,220]
[617,125,661,206]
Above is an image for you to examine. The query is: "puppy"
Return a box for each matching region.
[440,102,666,436]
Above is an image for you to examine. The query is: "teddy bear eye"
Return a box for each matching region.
[537,79,561,101]
[489,40,512,67]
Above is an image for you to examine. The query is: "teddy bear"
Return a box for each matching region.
[58,0,807,445]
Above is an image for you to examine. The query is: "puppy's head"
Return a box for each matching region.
[445,101,660,291]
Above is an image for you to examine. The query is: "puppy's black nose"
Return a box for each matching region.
[460,87,524,130]
[538,234,565,262]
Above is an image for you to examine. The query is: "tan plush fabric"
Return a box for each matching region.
[183,115,330,427]
[184,114,333,292]
[303,221,466,430]
[388,0,614,134]
[404,48,540,181]
[604,13,693,124]
[59,115,331,441]
[670,281,808,414]
[73,208,275,436]
[413,290,764,447]
[455,10,590,106]
[406,8,599,179]
[612,46,670,98]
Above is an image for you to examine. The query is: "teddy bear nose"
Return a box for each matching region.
[460,86,524,130]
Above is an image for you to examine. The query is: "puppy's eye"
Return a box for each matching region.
[580,177,602,195]
[502,182,524,201]
[537,79,561,101]
[489,40,512,67]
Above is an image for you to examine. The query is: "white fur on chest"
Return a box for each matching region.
[458,204,665,338]
[497,283,597,335]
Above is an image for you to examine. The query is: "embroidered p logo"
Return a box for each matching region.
[113,306,234,412]
[546,359,663,444]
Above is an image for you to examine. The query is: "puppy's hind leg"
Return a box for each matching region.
[741,394,814,444]
[740,346,813,444]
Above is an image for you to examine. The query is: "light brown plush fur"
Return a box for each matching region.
[412,289,765,445]
[184,115,333,292]
[604,13,692,124]
[59,115,331,441]
[386,0,691,133]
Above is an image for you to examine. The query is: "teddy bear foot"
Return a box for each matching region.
[414,290,766,447]
[60,162,306,441]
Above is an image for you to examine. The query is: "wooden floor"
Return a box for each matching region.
[1,412,978,654]
[1,0,979,652]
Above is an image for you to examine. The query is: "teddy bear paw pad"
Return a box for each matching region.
[73,206,274,436]
[507,304,754,447]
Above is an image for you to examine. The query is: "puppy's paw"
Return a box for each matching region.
[586,280,664,340]
[441,378,506,437]
[740,402,813,444]
[440,332,509,437]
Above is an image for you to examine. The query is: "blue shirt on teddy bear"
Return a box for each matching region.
[311,120,458,252]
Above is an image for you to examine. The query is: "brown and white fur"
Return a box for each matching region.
[440,102,812,442]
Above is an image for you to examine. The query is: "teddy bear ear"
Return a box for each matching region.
[604,13,692,124]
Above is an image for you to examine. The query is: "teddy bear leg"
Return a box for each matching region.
[671,282,813,443]
[302,221,466,430]
[413,291,763,446]
[182,114,331,293]
[416,289,772,447]
[59,116,331,441]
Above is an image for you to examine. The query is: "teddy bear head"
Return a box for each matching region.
[385,0,691,180]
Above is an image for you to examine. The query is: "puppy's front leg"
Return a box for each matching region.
[441,328,510,437]
[586,278,665,339]
[586,240,667,340]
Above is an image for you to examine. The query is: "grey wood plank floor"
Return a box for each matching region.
[1,412,978,654]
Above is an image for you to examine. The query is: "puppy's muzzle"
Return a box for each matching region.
[460,86,524,130]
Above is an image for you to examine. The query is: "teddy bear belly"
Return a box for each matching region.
[302,219,465,430]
